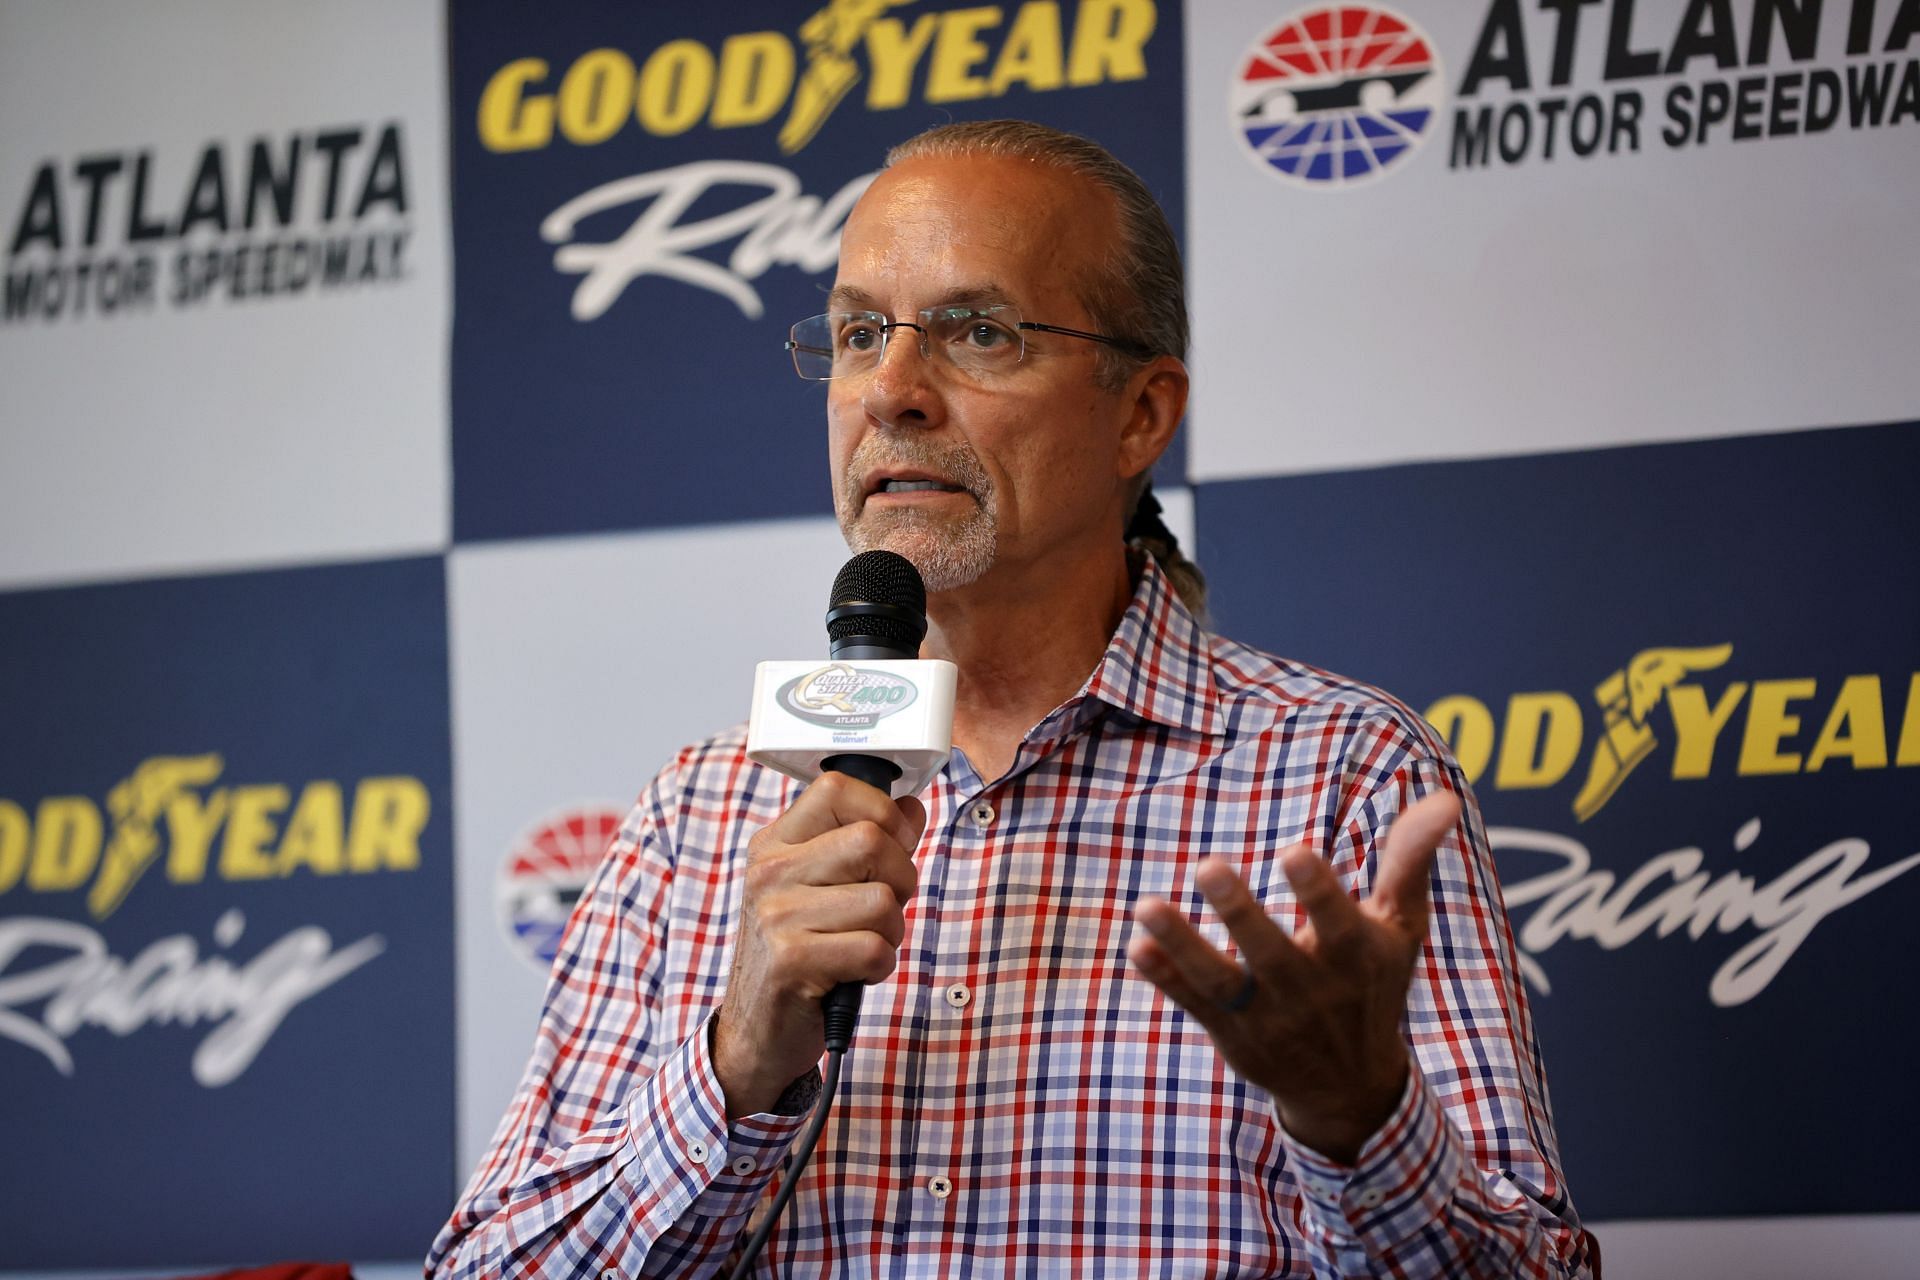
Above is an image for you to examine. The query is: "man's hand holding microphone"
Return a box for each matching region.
[713,775,924,1116]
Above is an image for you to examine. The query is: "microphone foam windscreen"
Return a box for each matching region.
[827,550,926,648]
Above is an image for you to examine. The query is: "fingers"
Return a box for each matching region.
[894,792,927,837]
[759,879,909,951]
[778,819,916,900]
[719,777,925,1114]
[1194,857,1313,977]
[1372,790,1459,934]
[1131,824,1423,1013]
[1129,895,1249,1018]
[1127,930,1236,1026]
[737,772,926,978]
[1129,814,1450,1155]
[771,927,904,993]
[1279,843,1364,953]
[774,770,926,850]
[754,772,924,904]
[1281,791,1459,948]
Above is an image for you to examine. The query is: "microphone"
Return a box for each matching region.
[746,563,955,799]
[745,551,955,1045]
[818,551,926,1049]
[820,550,928,793]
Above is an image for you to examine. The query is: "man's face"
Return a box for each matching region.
[826,152,1143,594]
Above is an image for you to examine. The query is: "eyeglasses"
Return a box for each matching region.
[785,305,1155,381]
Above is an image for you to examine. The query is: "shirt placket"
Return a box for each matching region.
[867,756,978,1273]
[900,715,1106,1272]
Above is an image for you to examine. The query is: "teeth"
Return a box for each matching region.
[883,479,953,493]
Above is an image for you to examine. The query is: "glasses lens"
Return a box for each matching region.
[788,314,835,381]
[788,308,1029,380]
[925,305,1025,375]
[789,312,892,380]
[831,312,887,372]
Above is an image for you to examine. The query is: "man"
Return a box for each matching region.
[430,121,1593,1278]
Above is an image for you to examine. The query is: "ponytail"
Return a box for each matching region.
[1125,484,1208,618]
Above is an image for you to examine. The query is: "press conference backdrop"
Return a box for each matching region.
[1,0,1914,1275]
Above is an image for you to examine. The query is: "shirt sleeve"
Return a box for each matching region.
[425,755,811,1279]
[1275,741,1596,1279]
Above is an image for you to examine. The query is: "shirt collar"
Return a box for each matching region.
[1080,553,1223,738]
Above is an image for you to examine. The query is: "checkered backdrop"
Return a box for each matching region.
[2,1,1916,1274]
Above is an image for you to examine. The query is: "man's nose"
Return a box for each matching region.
[860,325,942,429]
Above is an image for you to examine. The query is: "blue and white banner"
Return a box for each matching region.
[0,555,455,1267]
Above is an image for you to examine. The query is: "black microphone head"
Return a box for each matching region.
[826,550,927,658]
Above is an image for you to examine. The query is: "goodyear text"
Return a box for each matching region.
[477,0,1157,155]
[0,754,431,919]
[1422,647,1920,819]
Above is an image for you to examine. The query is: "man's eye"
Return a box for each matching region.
[839,325,880,352]
[965,323,1011,348]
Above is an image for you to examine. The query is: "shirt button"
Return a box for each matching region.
[968,801,995,828]
[927,1174,954,1199]
[686,1140,710,1165]
[943,983,971,1009]
[1353,1186,1386,1208]
[730,1155,756,1175]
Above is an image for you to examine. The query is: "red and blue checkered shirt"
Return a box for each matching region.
[430,558,1593,1278]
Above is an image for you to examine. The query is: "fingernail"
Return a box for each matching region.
[1196,861,1234,900]
[1281,845,1320,878]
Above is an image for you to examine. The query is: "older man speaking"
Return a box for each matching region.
[431,120,1593,1279]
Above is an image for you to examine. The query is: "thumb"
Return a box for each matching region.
[895,793,928,841]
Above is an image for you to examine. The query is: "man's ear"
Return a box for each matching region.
[1116,355,1190,480]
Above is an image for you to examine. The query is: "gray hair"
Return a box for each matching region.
[884,120,1206,616]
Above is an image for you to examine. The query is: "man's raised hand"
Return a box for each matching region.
[1127,789,1462,1164]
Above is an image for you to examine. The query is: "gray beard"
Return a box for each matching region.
[837,436,998,593]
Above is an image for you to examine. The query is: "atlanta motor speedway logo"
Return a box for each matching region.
[496,805,622,972]
[1236,1,1920,184]
[1233,5,1445,186]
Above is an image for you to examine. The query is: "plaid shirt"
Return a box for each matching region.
[430,559,1592,1278]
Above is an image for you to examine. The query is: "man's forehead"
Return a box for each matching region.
[825,282,1018,313]
[830,156,1108,315]
[864,157,1086,231]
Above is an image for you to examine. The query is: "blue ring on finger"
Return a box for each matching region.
[1219,969,1258,1013]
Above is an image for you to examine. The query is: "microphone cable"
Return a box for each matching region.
[724,1039,847,1280]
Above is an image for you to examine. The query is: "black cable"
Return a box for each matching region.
[725,1048,846,1280]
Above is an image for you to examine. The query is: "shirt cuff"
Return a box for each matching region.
[1279,1067,1465,1249]
[615,1014,819,1235]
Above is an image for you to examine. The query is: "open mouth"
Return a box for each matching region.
[866,467,970,498]
[876,478,965,494]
